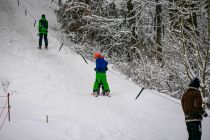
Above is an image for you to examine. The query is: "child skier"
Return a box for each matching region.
[93,52,110,97]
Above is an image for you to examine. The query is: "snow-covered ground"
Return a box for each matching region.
[0,0,209,140]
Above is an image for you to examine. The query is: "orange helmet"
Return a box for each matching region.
[94,52,103,59]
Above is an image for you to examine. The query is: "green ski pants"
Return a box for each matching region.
[93,72,110,91]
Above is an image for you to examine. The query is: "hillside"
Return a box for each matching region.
[0,0,209,140]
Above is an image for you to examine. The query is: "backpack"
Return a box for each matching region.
[40,20,48,29]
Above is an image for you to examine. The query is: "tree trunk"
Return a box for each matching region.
[127,0,133,17]
[208,0,210,39]
[58,0,61,6]
[85,0,90,4]
[127,0,135,26]
[155,0,162,62]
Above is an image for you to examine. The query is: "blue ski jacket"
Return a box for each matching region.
[95,58,108,73]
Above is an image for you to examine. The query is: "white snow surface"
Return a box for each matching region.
[0,0,209,140]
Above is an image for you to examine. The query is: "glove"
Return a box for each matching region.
[94,68,96,71]
[203,111,208,117]
[105,67,108,71]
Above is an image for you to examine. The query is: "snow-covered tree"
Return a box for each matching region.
[55,0,210,105]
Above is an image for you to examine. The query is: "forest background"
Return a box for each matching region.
[55,0,210,107]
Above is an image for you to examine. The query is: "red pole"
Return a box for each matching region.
[7,93,10,122]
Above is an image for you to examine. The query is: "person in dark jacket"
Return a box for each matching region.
[38,14,48,49]
[93,52,110,96]
[181,77,208,140]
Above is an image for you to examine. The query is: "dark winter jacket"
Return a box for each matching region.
[181,87,205,122]
[95,58,108,73]
[38,17,48,34]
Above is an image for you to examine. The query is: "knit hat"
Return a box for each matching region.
[189,77,200,89]
[94,52,103,59]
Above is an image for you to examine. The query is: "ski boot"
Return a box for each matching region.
[104,91,111,97]
[92,91,99,97]
[100,91,105,96]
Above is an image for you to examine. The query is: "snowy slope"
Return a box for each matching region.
[0,0,209,140]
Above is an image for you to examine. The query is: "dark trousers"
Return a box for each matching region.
[39,33,48,48]
[186,121,202,140]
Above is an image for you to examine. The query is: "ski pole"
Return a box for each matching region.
[80,54,88,64]
[135,87,145,100]
[34,20,36,27]
[59,43,64,51]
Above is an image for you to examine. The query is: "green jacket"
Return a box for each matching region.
[38,17,48,34]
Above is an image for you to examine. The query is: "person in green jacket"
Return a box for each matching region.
[38,14,48,49]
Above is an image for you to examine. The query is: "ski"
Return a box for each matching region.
[92,93,99,97]
[100,93,111,97]
[91,92,111,97]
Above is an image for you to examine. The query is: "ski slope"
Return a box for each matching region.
[0,0,209,140]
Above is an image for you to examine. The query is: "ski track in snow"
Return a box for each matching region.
[0,0,209,140]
